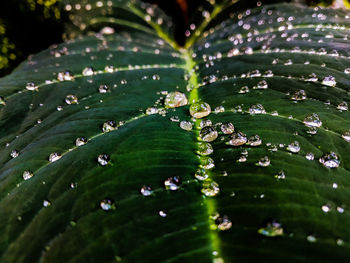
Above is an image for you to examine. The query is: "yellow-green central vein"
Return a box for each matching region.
[182,49,223,263]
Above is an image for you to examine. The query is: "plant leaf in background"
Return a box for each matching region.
[1,0,350,262]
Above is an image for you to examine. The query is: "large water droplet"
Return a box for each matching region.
[195,168,209,180]
[228,132,247,146]
[140,186,153,196]
[23,170,34,180]
[200,126,218,142]
[65,95,78,105]
[102,120,116,132]
[164,176,181,190]
[220,123,234,134]
[303,113,322,127]
[197,142,213,155]
[200,156,215,169]
[201,181,220,196]
[319,152,340,168]
[258,220,283,237]
[164,91,188,108]
[189,102,211,118]
[97,154,110,166]
[49,152,61,162]
[287,141,300,153]
[322,76,336,87]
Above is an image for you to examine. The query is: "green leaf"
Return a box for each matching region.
[1,1,350,262]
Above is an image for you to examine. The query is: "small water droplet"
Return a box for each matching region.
[249,104,266,114]
[26,82,38,91]
[321,204,331,213]
[43,200,51,207]
[214,106,225,113]
[82,67,94,76]
[197,142,213,155]
[200,126,218,142]
[164,91,188,108]
[258,156,270,167]
[247,135,262,146]
[344,68,350,74]
[337,101,348,111]
[100,199,115,211]
[180,121,193,131]
[99,84,109,93]
[216,215,232,231]
[291,90,307,101]
[228,132,247,146]
[200,119,212,128]
[303,113,322,128]
[195,168,209,180]
[10,150,19,158]
[256,80,268,89]
[159,210,167,217]
[306,152,314,160]
[220,123,234,134]
[152,74,160,80]
[140,186,153,196]
[342,130,350,142]
[65,95,78,105]
[287,141,300,153]
[146,107,158,115]
[258,220,283,237]
[319,152,340,168]
[337,206,344,213]
[239,86,249,93]
[23,171,34,180]
[102,120,116,132]
[201,181,220,197]
[57,70,74,81]
[75,137,87,146]
[200,156,215,169]
[164,176,181,191]
[189,102,211,118]
[336,238,345,246]
[97,154,110,166]
[322,76,336,87]
[307,235,317,243]
[49,152,61,162]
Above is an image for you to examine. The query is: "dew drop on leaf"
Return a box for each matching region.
[220,122,234,134]
[216,215,232,231]
[287,141,300,153]
[249,104,266,114]
[247,135,262,146]
[65,94,78,105]
[228,132,247,146]
[164,91,188,108]
[49,152,61,162]
[337,101,348,111]
[322,76,336,87]
[26,82,38,91]
[140,186,153,196]
[200,126,218,142]
[99,84,109,93]
[43,200,51,207]
[307,235,317,243]
[159,210,167,217]
[10,150,19,158]
[306,152,314,160]
[342,130,350,142]
[164,176,181,191]
[197,142,213,155]
[195,168,209,181]
[82,67,94,76]
[102,120,116,132]
[258,156,270,167]
[180,121,193,131]
[291,90,307,101]
[75,137,87,146]
[189,102,211,118]
[97,154,110,166]
[200,156,215,169]
[57,70,74,81]
[275,171,285,180]
[319,152,340,168]
[258,220,283,237]
[200,119,212,128]
[23,171,34,180]
[303,113,322,128]
[100,199,115,211]
[201,181,220,197]
[146,107,158,115]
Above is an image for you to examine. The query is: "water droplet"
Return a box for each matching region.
[307,235,317,243]
[344,68,350,74]
[249,104,266,114]
[195,168,209,180]
[180,121,193,131]
[275,170,285,180]
[201,181,220,196]
[57,70,74,81]
[321,204,331,213]
[214,106,225,113]
[258,220,283,237]
[291,90,307,101]
[228,132,247,146]
[306,152,314,160]
[164,91,188,108]
[247,135,262,146]
[102,120,116,132]
[65,94,78,105]
[152,74,160,80]
[75,137,87,146]
[239,86,249,94]
[43,200,51,207]
[200,119,212,128]
[10,150,19,158]
[220,123,234,134]
[256,80,268,89]
[97,154,110,166]
[319,152,340,168]
[303,113,322,128]
[140,186,153,196]
[23,170,34,180]
[49,152,61,162]
[342,130,350,142]
[26,82,38,91]
[146,107,158,115]
[336,239,345,246]
[189,102,211,118]
[200,126,218,142]
[200,156,215,169]
[216,215,232,231]
[337,101,348,111]
[287,141,300,153]
[0,96,5,105]
[258,156,270,167]
[82,67,94,76]
[164,176,181,191]
[197,142,213,155]
[322,76,336,87]
[337,206,344,213]
[57,106,63,111]
[159,210,167,217]
[99,84,109,93]
[100,199,115,211]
